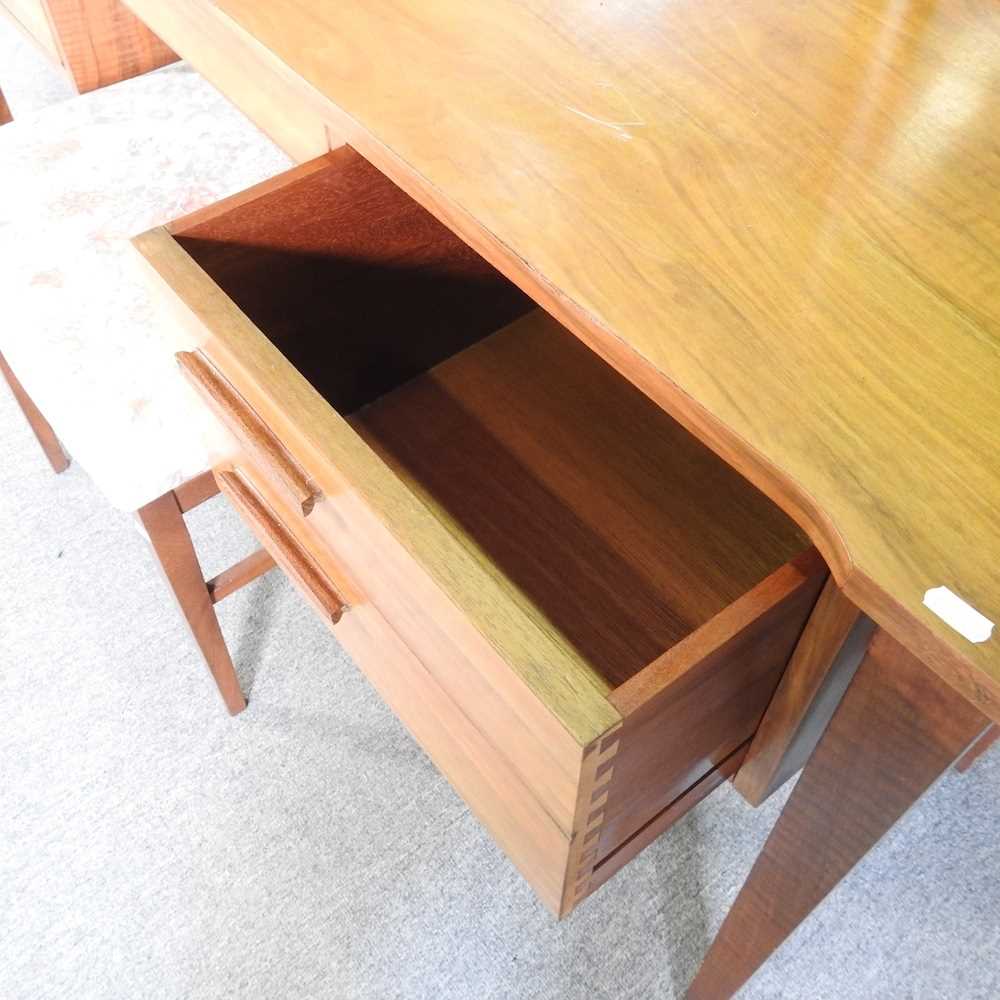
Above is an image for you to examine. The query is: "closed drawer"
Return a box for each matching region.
[133,146,825,916]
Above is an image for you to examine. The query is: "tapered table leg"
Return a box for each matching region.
[687,628,988,999]
[734,576,871,805]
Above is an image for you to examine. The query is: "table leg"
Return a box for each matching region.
[44,0,177,94]
[686,627,988,999]
[138,485,247,715]
[734,576,872,805]
[955,724,999,773]
[0,351,70,473]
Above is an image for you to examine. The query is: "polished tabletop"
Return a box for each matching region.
[214,0,1000,718]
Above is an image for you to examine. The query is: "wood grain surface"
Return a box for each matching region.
[214,447,605,915]
[133,246,618,745]
[44,0,175,92]
[173,149,534,417]
[602,551,825,857]
[351,309,808,690]
[123,0,336,159]
[734,579,874,805]
[137,488,246,715]
[132,0,1000,720]
[687,628,989,999]
[216,469,346,624]
[178,350,321,516]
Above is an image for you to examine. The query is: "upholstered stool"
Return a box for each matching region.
[0,62,293,713]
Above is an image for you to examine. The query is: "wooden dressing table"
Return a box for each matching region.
[121,0,1000,994]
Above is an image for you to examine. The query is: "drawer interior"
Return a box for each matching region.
[351,317,808,689]
[173,151,533,414]
[172,147,809,693]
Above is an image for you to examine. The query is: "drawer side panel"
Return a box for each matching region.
[598,551,826,864]
[219,456,587,915]
[334,600,576,915]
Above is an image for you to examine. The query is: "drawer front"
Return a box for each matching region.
[176,334,590,839]
[215,468,347,624]
[179,350,321,516]
[216,452,598,916]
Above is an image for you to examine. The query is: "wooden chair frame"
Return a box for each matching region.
[1,349,274,714]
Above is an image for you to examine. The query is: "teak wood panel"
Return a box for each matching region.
[601,551,826,859]
[197,315,815,908]
[687,628,989,999]
[172,150,535,419]
[273,467,589,835]
[214,448,605,916]
[735,579,874,806]
[586,741,748,898]
[44,0,175,93]
[350,308,808,691]
[127,0,1000,724]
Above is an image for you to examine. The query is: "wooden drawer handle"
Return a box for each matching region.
[178,350,321,516]
[216,468,347,624]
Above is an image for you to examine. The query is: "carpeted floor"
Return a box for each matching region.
[2,17,999,1000]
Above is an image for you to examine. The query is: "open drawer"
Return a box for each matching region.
[132,146,826,917]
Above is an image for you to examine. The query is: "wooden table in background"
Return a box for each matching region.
[121,1,1000,994]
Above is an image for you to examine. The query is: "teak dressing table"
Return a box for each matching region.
[121,0,999,993]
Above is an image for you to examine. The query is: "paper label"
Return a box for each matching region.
[923,587,994,644]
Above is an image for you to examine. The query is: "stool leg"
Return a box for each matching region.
[0,352,71,473]
[137,487,247,715]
